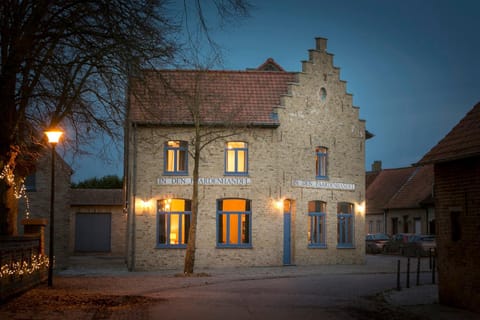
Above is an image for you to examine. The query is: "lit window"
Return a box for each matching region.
[164,141,188,175]
[217,198,251,247]
[225,142,248,175]
[316,147,328,179]
[337,202,354,248]
[157,199,191,247]
[308,201,326,248]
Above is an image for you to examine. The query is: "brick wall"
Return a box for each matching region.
[434,156,480,312]
[17,151,71,270]
[127,38,366,271]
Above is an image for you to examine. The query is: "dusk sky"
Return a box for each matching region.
[70,0,479,182]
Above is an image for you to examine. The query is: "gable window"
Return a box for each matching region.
[308,201,326,248]
[337,202,354,248]
[157,199,191,247]
[316,147,328,179]
[164,141,188,175]
[217,198,251,247]
[225,142,248,175]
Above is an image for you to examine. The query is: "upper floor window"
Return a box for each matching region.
[164,141,188,175]
[337,202,354,248]
[308,201,326,248]
[157,199,191,247]
[225,142,248,175]
[217,198,251,247]
[316,147,328,179]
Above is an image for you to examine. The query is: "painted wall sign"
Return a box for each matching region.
[292,179,355,191]
[157,177,251,186]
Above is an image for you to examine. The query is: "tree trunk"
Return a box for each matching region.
[184,128,201,274]
[0,179,18,236]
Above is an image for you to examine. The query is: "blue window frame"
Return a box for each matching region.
[337,202,354,248]
[217,198,251,247]
[316,147,328,179]
[225,142,248,175]
[164,141,188,175]
[157,199,191,248]
[308,201,327,248]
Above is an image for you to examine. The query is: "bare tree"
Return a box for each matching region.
[0,0,250,235]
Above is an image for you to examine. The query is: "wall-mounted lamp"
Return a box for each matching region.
[274,199,284,211]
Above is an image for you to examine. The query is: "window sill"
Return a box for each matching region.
[216,245,252,249]
[155,245,187,249]
[308,244,327,249]
[224,172,249,176]
[163,172,189,176]
[315,176,329,180]
[337,245,355,249]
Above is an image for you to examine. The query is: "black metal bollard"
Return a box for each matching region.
[416,256,421,286]
[406,257,410,288]
[432,256,436,284]
[397,259,401,291]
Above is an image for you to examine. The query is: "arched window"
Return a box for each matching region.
[308,201,327,248]
[217,198,251,247]
[157,199,191,247]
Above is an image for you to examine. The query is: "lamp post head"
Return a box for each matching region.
[45,130,63,144]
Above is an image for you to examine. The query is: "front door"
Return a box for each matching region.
[283,199,292,265]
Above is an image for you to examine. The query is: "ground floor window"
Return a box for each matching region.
[217,198,251,247]
[308,201,326,248]
[157,199,191,247]
[337,202,354,248]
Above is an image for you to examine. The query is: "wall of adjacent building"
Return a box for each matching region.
[434,156,480,312]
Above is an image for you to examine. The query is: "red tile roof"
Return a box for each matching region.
[129,68,297,127]
[418,102,480,164]
[366,167,417,214]
[385,165,434,209]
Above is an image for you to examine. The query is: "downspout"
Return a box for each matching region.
[130,122,138,271]
[383,209,387,235]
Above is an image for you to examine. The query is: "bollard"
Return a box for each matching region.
[416,256,421,286]
[406,257,410,288]
[397,260,401,291]
[432,257,436,284]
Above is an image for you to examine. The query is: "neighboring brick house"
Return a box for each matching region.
[18,152,126,269]
[417,102,480,312]
[365,163,434,236]
[125,38,367,271]
[18,149,72,269]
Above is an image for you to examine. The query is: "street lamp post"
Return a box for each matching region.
[45,130,63,287]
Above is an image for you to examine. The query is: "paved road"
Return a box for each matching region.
[145,272,434,320]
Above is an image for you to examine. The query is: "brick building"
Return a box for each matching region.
[125,38,367,271]
[417,102,480,312]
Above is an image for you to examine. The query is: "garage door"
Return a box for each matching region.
[75,213,111,252]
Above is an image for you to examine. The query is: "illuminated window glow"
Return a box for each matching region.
[164,141,188,175]
[217,198,251,247]
[225,142,248,175]
[157,199,191,247]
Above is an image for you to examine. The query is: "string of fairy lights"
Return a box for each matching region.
[0,164,40,279]
[0,254,49,279]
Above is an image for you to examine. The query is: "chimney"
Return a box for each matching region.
[371,161,382,172]
[315,37,328,52]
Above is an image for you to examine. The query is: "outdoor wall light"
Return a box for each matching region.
[274,199,284,210]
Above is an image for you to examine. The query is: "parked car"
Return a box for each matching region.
[384,233,436,256]
[365,233,390,254]
[406,235,436,257]
[383,233,415,254]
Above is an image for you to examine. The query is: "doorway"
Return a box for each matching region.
[283,199,293,265]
